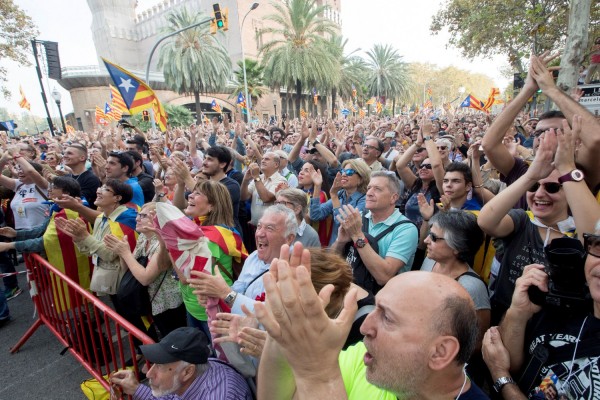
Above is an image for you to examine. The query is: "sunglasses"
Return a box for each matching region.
[428,231,445,243]
[341,168,358,177]
[584,233,600,258]
[420,164,433,170]
[527,182,562,194]
[533,128,551,138]
[415,147,426,153]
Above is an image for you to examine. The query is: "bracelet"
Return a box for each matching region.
[473,184,483,188]
[13,155,21,160]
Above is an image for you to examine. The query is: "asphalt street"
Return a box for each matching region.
[0,266,90,400]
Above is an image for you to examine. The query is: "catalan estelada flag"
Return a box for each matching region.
[110,84,128,112]
[351,84,357,99]
[312,88,318,105]
[236,92,247,114]
[43,208,93,313]
[18,85,30,111]
[104,102,115,121]
[95,106,109,126]
[102,58,168,131]
[365,97,376,105]
[482,88,500,111]
[211,99,222,114]
[105,207,139,252]
[460,94,486,112]
[152,99,168,132]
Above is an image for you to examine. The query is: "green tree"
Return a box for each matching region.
[0,1,38,99]
[431,0,600,72]
[158,7,232,124]
[260,0,340,118]
[230,59,268,111]
[164,103,193,127]
[365,44,412,115]
[327,35,369,116]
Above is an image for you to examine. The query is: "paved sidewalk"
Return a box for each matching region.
[0,267,90,400]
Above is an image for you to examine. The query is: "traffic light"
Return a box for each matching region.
[211,4,228,32]
[142,110,149,121]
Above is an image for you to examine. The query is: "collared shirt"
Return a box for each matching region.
[280,167,298,188]
[310,190,367,245]
[364,209,418,273]
[125,176,145,207]
[293,219,321,248]
[247,171,287,225]
[230,250,270,315]
[133,359,253,400]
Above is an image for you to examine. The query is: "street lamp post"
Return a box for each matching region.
[273,99,277,123]
[240,3,259,123]
[51,88,67,134]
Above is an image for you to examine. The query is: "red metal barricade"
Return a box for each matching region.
[11,253,155,394]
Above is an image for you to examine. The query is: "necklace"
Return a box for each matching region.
[455,365,468,399]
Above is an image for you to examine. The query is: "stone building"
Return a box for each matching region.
[60,0,342,131]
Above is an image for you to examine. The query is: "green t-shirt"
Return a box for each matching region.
[339,342,397,400]
[180,241,234,321]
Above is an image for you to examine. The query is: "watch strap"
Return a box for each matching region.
[493,376,515,393]
[558,169,584,184]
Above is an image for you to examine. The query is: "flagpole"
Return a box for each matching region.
[31,40,56,136]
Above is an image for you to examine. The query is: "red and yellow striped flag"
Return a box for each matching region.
[300,108,308,118]
[358,108,366,118]
[376,101,383,114]
[110,84,128,112]
[483,88,500,111]
[95,106,109,125]
[152,99,168,132]
[365,97,376,105]
[18,85,31,111]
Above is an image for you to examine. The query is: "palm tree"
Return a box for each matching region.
[230,59,269,111]
[158,8,232,123]
[365,44,412,115]
[260,0,340,118]
[164,104,193,127]
[327,35,369,116]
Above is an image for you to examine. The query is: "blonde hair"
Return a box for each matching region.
[194,180,234,228]
[342,158,371,194]
[309,248,352,318]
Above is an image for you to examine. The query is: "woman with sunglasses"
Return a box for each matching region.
[104,202,186,337]
[420,210,490,383]
[478,118,600,321]
[309,158,370,246]
[297,160,331,246]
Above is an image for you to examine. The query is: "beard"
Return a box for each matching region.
[150,375,182,398]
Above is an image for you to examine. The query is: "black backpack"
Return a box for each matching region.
[344,215,416,295]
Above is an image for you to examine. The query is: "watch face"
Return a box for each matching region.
[572,169,584,181]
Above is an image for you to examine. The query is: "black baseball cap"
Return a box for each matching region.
[139,327,210,365]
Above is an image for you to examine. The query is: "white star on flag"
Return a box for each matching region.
[119,77,134,92]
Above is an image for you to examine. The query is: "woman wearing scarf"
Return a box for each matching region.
[0,176,92,313]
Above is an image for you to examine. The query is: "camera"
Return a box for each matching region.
[528,237,591,311]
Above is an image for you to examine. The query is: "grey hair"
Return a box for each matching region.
[174,361,208,378]
[429,210,483,263]
[264,151,281,166]
[370,171,401,196]
[276,188,308,218]
[263,204,298,237]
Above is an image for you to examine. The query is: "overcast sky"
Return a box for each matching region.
[3,0,509,118]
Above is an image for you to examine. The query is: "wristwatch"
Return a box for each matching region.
[493,376,515,393]
[558,169,584,184]
[312,139,321,147]
[254,177,261,182]
[354,237,368,249]
[224,291,237,307]
[423,136,432,141]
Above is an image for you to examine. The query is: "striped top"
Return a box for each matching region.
[133,359,252,399]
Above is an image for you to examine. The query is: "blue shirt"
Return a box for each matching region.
[364,210,418,273]
[230,251,270,315]
[125,177,145,207]
[310,190,367,245]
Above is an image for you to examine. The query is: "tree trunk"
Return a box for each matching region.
[295,79,302,118]
[331,88,337,118]
[392,98,396,116]
[557,0,592,92]
[194,88,201,125]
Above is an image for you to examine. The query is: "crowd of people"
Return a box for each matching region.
[1,52,600,399]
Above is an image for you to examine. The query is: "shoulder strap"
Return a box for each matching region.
[35,186,49,201]
[373,219,416,242]
[353,304,375,322]
[456,270,489,295]
[245,269,269,293]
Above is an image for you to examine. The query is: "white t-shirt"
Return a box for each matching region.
[11,180,50,230]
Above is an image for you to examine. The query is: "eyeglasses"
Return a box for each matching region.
[527,182,562,194]
[437,146,448,151]
[420,164,433,170]
[274,200,296,208]
[363,144,380,152]
[341,168,358,177]
[136,213,149,220]
[415,147,426,153]
[584,233,600,258]
[98,186,115,194]
[428,231,445,242]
